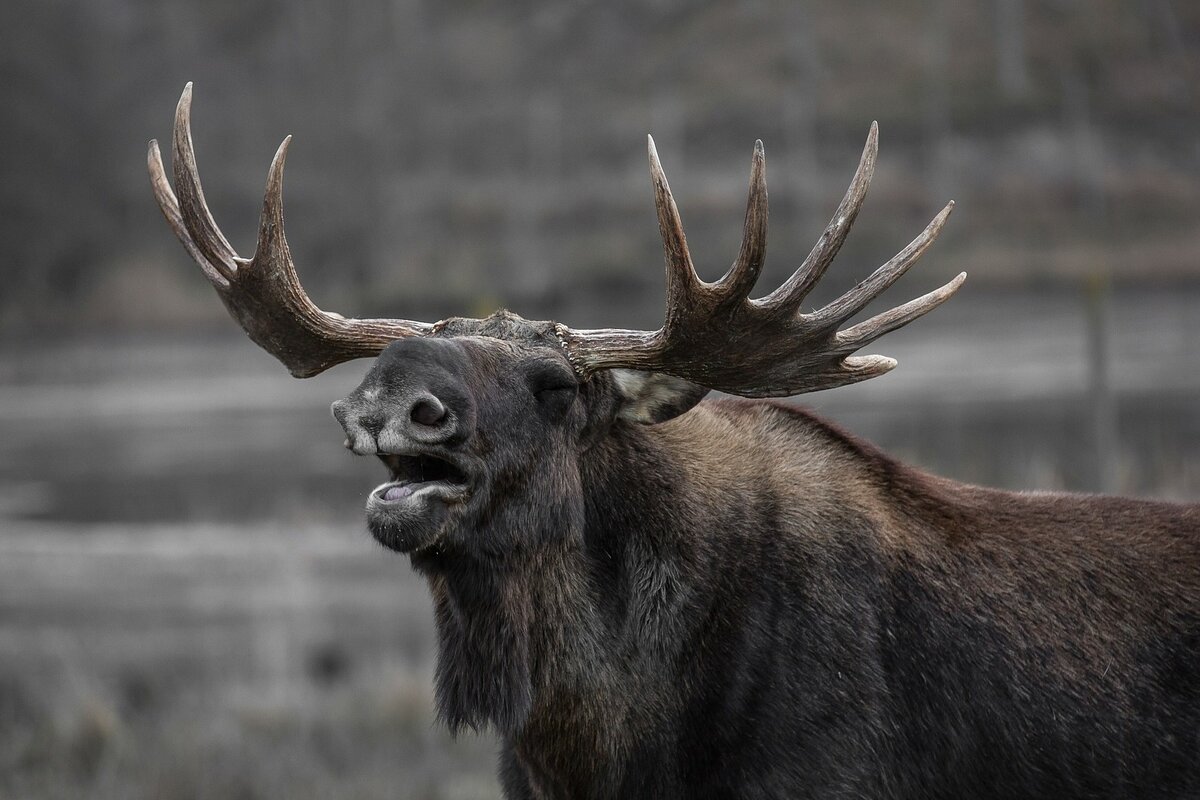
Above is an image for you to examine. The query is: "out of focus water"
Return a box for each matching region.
[0,285,1196,798]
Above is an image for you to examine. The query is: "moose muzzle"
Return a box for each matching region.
[330,338,478,553]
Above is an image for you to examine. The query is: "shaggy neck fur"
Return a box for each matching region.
[414,410,709,746]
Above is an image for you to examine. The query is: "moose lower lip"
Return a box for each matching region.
[382,484,414,502]
[371,480,470,505]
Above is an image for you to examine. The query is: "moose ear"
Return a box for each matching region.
[610,369,709,424]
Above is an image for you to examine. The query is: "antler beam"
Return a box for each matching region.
[556,126,966,397]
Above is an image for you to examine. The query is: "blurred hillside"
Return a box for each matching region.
[1,0,1198,335]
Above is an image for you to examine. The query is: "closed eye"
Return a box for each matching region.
[536,384,576,401]
[526,364,578,403]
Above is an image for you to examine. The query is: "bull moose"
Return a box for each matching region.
[149,85,1199,799]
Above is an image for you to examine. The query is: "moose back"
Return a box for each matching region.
[150,85,1199,799]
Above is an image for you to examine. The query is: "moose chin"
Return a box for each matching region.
[150,83,1199,800]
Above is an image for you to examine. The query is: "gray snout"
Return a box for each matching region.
[333,393,461,454]
[331,338,474,455]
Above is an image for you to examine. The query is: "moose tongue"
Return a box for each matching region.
[383,484,415,501]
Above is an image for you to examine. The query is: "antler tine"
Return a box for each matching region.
[714,140,768,301]
[171,83,239,275]
[758,122,878,313]
[150,84,432,378]
[824,354,899,386]
[254,135,295,276]
[836,271,967,351]
[148,139,228,287]
[809,200,954,329]
[647,136,701,321]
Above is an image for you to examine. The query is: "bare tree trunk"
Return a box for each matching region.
[783,4,823,248]
[651,87,685,175]
[1085,275,1119,493]
[1059,24,1118,492]
[996,0,1030,99]
[924,0,952,205]
[507,92,563,303]
[1061,64,1106,220]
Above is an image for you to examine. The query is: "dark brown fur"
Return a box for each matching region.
[152,89,1198,796]
[331,323,1199,799]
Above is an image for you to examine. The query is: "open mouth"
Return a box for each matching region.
[373,452,471,504]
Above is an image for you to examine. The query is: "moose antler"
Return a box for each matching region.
[150,85,963,395]
[148,83,431,377]
[555,128,966,396]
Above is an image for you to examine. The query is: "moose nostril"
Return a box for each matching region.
[410,396,447,427]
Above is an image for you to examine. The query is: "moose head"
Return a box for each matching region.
[149,83,963,565]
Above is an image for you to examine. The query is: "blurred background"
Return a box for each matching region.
[1,0,1197,797]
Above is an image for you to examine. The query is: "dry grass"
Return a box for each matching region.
[0,525,500,800]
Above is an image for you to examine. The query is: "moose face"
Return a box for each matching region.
[331,312,708,559]
[333,319,582,557]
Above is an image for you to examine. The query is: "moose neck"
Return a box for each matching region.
[414,415,706,741]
